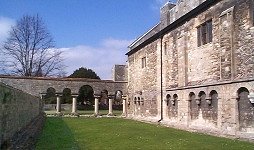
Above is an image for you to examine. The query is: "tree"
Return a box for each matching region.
[1,15,65,77]
[68,67,100,79]
[77,85,94,105]
[62,88,72,104]
[44,87,56,104]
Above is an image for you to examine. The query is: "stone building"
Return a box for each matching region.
[126,0,254,140]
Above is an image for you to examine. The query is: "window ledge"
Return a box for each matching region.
[197,42,213,48]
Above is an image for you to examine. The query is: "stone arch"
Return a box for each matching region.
[101,89,108,106]
[237,87,254,131]
[138,97,141,105]
[134,97,137,104]
[44,87,56,104]
[115,90,123,100]
[62,88,72,104]
[203,90,218,124]
[168,93,178,119]
[77,85,94,106]
[173,94,178,106]
[209,90,218,104]
[189,92,196,100]
[198,91,206,106]
[189,92,198,120]
[113,90,123,110]
[166,94,171,106]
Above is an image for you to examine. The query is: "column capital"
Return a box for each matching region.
[71,94,79,98]
[108,94,115,99]
[39,93,47,99]
[40,92,47,96]
[94,93,101,98]
[55,93,63,97]
[122,95,128,100]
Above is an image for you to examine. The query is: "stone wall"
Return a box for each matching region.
[127,39,160,119]
[126,0,254,140]
[0,76,127,97]
[112,65,128,82]
[0,82,44,149]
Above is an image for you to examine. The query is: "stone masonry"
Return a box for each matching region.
[0,82,44,149]
[126,0,254,140]
[0,75,127,97]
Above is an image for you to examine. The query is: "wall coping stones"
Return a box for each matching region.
[0,75,127,83]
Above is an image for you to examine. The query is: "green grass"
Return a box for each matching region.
[45,110,122,116]
[36,117,254,150]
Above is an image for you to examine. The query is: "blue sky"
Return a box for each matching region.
[0,0,176,79]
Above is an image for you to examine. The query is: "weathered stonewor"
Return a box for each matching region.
[0,75,127,97]
[126,0,254,141]
[0,82,45,149]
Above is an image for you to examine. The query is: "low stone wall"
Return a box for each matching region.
[0,82,44,149]
[44,104,72,111]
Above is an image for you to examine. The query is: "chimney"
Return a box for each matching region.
[160,2,176,29]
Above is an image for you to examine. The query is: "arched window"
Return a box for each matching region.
[237,87,253,131]
[172,94,178,106]
[166,94,171,106]
[138,97,141,105]
[209,90,218,105]
[189,92,195,101]
[196,91,206,106]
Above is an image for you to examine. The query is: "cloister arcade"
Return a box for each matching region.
[41,85,127,116]
[129,82,254,134]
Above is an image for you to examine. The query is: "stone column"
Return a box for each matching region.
[122,96,127,117]
[56,95,62,115]
[108,98,113,116]
[71,94,78,116]
[94,96,99,116]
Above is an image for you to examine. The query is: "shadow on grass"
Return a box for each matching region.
[36,117,82,150]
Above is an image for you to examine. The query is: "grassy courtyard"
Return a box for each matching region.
[36,117,254,150]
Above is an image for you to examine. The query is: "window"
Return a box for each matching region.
[141,57,146,68]
[197,20,213,46]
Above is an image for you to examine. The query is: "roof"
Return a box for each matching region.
[126,0,217,56]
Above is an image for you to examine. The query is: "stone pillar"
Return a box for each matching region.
[71,94,78,116]
[56,95,62,115]
[163,99,168,121]
[108,98,113,116]
[94,96,99,116]
[122,96,127,117]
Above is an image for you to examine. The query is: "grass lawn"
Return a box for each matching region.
[36,117,254,150]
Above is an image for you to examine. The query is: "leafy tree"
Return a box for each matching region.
[68,67,100,79]
[62,88,72,104]
[1,14,65,77]
[77,85,94,105]
[44,87,56,104]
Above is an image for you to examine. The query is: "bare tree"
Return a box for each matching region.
[1,15,65,77]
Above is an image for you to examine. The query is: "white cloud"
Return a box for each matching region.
[0,17,15,74]
[61,38,133,80]
[0,16,15,45]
